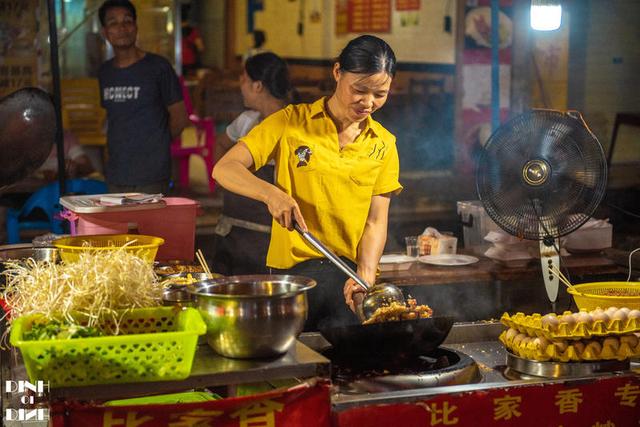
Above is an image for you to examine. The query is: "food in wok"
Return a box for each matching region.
[363,298,433,325]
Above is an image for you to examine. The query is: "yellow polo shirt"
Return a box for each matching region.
[240,97,402,269]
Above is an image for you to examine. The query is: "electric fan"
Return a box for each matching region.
[476,110,608,306]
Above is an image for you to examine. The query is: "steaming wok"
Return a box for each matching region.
[319,316,454,358]
[0,87,56,187]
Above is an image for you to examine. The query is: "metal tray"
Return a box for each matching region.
[59,193,166,213]
[505,351,630,379]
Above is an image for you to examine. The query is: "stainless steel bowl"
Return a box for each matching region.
[0,244,60,263]
[189,275,316,359]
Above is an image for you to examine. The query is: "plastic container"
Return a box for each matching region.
[564,222,613,253]
[457,201,501,254]
[52,234,164,264]
[567,282,640,311]
[64,197,198,262]
[10,307,206,387]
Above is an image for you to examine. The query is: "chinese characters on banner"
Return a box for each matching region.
[336,0,391,35]
[0,0,38,98]
[335,374,640,426]
[50,381,331,427]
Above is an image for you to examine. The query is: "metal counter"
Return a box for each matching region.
[1,341,330,401]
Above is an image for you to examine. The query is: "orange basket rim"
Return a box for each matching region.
[52,234,165,250]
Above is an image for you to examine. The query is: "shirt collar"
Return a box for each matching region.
[310,97,381,138]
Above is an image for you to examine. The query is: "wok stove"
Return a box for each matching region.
[323,346,481,395]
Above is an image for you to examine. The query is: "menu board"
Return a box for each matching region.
[396,0,420,11]
[0,0,38,97]
[347,0,391,33]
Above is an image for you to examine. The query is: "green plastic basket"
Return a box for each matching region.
[10,307,206,387]
[105,391,220,406]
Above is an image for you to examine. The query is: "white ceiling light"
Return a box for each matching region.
[530,0,562,31]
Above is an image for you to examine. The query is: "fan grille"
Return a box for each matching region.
[477,110,607,240]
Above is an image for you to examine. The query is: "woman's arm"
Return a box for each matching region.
[212,143,308,230]
[343,194,391,311]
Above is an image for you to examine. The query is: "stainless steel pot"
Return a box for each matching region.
[0,244,60,263]
[189,275,316,359]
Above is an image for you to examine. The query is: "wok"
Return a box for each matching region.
[0,87,56,187]
[319,316,455,358]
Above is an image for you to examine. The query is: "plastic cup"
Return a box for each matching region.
[405,236,420,258]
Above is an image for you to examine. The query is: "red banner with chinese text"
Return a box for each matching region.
[335,374,640,427]
[50,381,331,427]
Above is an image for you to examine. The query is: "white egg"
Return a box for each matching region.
[505,328,518,342]
[611,309,628,321]
[541,314,560,331]
[513,333,526,347]
[627,310,640,320]
[561,314,577,329]
[605,306,619,317]
[533,337,550,350]
[591,310,610,323]
[574,311,593,325]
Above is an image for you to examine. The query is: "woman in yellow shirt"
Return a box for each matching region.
[213,35,402,330]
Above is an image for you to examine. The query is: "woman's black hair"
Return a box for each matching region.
[98,0,136,26]
[337,35,396,77]
[245,52,291,100]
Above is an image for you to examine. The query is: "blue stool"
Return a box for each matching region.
[5,179,107,243]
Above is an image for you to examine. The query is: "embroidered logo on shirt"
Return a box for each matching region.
[295,146,312,167]
[368,141,387,160]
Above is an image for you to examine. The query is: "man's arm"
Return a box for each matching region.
[167,101,190,139]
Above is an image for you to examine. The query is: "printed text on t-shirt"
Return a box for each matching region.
[103,86,141,102]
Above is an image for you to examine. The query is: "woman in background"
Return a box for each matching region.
[211,52,293,275]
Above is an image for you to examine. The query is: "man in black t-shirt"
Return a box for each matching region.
[98,0,189,194]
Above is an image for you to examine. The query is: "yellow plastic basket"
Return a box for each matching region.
[53,234,164,264]
[10,307,206,387]
[567,282,640,311]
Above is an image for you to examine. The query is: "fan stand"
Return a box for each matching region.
[540,234,560,313]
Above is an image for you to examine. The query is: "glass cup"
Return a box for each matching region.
[405,236,420,258]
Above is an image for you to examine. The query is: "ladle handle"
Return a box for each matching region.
[294,222,369,292]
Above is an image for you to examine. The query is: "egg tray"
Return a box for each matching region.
[499,328,640,362]
[500,312,640,340]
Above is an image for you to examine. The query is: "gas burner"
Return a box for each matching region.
[325,347,481,394]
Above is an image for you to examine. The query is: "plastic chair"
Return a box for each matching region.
[60,78,107,147]
[5,179,107,243]
[171,76,217,192]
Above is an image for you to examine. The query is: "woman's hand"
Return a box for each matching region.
[343,270,374,312]
[265,187,308,231]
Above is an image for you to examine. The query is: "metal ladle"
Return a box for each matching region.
[294,223,405,322]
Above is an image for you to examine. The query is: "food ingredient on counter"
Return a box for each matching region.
[23,320,102,341]
[1,248,162,333]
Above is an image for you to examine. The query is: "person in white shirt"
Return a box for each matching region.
[211,52,293,275]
